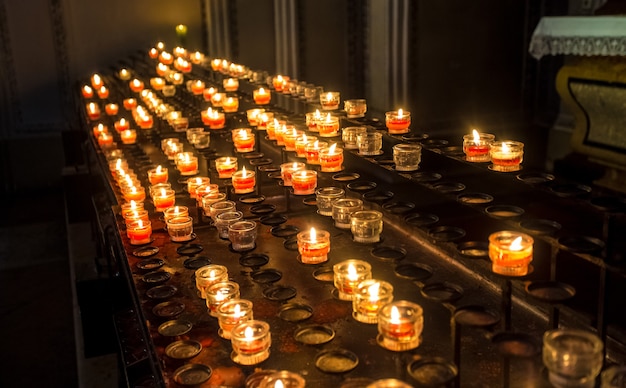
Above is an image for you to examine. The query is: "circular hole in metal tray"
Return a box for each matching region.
[173,363,212,386]
[432,181,466,193]
[153,300,185,318]
[263,285,297,301]
[165,340,202,359]
[239,253,270,268]
[421,282,464,303]
[439,146,465,158]
[136,257,165,271]
[401,133,429,142]
[295,324,335,345]
[315,349,359,373]
[589,195,626,212]
[516,172,555,185]
[404,213,439,227]
[456,241,489,259]
[525,280,576,303]
[158,319,193,337]
[373,156,395,166]
[346,180,377,192]
[340,378,375,388]
[279,303,313,322]
[362,190,394,204]
[407,356,458,387]
[142,270,171,284]
[177,243,203,256]
[332,172,360,182]
[411,171,442,183]
[242,151,264,159]
[421,139,449,148]
[519,219,562,236]
[371,246,407,262]
[558,235,605,254]
[492,332,541,358]
[382,201,415,214]
[283,237,299,251]
[258,164,280,172]
[394,263,433,282]
[312,266,335,282]
[183,255,212,270]
[147,284,178,300]
[428,226,466,242]
[250,204,276,215]
[453,305,500,327]
[550,183,592,198]
[133,246,159,257]
[239,194,266,204]
[260,213,288,226]
[251,268,282,284]
[485,205,525,220]
[250,158,272,167]
[270,224,300,238]
[245,370,278,388]
[267,171,282,179]
[457,192,494,205]
[302,196,317,206]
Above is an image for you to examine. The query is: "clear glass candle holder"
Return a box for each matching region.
[320,91,340,110]
[393,143,422,171]
[176,154,199,176]
[295,134,317,158]
[357,132,383,156]
[342,126,368,150]
[186,127,206,146]
[166,216,194,242]
[316,187,345,216]
[222,96,240,113]
[297,228,330,264]
[122,186,146,203]
[120,129,137,145]
[209,200,237,222]
[257,112,274,131]
[223,78,239,92]
[149,183,172,199]
[543,329,604,388]
[228,220,257,251]
[196,184,220,207]
[231,320,271,365]
[463,132,495,162]
[488,231,533,276]
[259,370,306,388]
[304,141,328,165]
[351,210,383,243]
[246,108,265,126]
[291,170,318,195]
[377,300,423,351]
[187,177,211,199]
[201,192,227,216]
[353,279,394,324]
[127,220,152,245]
[333,259,372,301]
[153,188,176,212]
[344,99,367,118]
[233,130,255,153]
[280,162,306,187]
[319,146,344,172]
[318,115,340,137]
[163,206,189,223]
[282,129,304,151]
[217,299,254,339]
[601,365,626,388]
[489,140,524,172]
[206,281,240,317]
[253,88,271,105]
[232,169,256,194]
[366,379,413,388]
[215,211,244,239]
[332,198,363,229]
[195,264,229,299]
[385,110,411,134]
[305,111,323,132]
[123,210,149,227]
[215,157,238,179]
[162,85,176,96]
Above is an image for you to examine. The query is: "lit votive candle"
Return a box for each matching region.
[214,157,237,179]
[127,220,152,245]
[90,73,103,89]
[97,86,109,99]
[344,99,367,118]
[246,108,265,126]
[228,220,257,252]
[163,205,189,223]
[156,63,169,78]
[295,134,316,158]
[352,279,394,324]
[195,264,229,299]
[318,114,340,137]
[129,78,144,93]
[377,300,423,351]
[253,87,271,105]
[320,91,340,110]
[207,109,226,129]
[258,370,305,388]
[319,144,344,172]
[123,209,149,224]
[297,227,330,264]
[463,129,496,163]
[81,85,94,99]
[86,103,100,121]
[350,210,383,243]
[119,68,131,80]
[105,103,118,116]
[332,198,363,229]
[166,216,194,242]
[120,200,144,216]
[333,259,372,301]
[315,186,345,216]
[280,162,305,187]
[210,92,224,107]
[190,80,205,95]
[210,58,222,71]
[233,129,255,153]
[488,231,533,276]
[385,109,411,134]
[93,123,108,137]
[217,299,253,339]
[304,141,328,165]
[222,96,239,113]
[120,129,137,145]
[230,320,271,365]
[190,51,204,64]
[232,168,256,194]
[123,98,137,110]
[206,281,240,316]
[489,140,524,172]
[147,166,168,185]
[122,186,146,203]
[187,176,210,199]
[149,183,171,200]
[136,113,153,129]
[176,153,199,176]
[153,188,176,212]
[203,86,217,102]
[149,77,165,90]
[114,118,130,132]
[257,112,275,131]
[97,133,113,147]
[223,78,239,92]
[282,129,304,152]
[291,170,317,195]
[305,110,322,132]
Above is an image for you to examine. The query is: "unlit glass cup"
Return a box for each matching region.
[201,192,227,216]
[393,143,422,171]
[209,200,237,222]
[602,365,626,388]
[351,210,383,243]
[228,220,257,251]
[332,198,363,229]
[214,211,244,239]
[357,132,383,156]
[344,99,367,118]
[316,187,345,216]
[342,126,367,150]
[166,216,194,242]
[543,329,604,388]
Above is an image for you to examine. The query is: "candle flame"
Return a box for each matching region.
[310,227,317,242]
[92,74,101,84]
[329,143,337,153]
[130,200,139,210]
[368,282,380,302]
[259,87,266,94]
[209,269,216,279]
[239,129,248,138]
[174,206,179,212]
[390,306,401,323]
[326,92,332,99]
[275,380,284,388]
[314,109,321,119]
[83,85,92,93]
[510,236,523,251]
[156,165,162,174]
[234,303,242,317]
[472,129,480,143]
[137,219,143,228]
[325,113,332,123]
[160,188,167,197]
[397,109,403,118]
[244,326,255,339]
[156,41,165,50]
[242,166,247,175]
[502,142,510,154]
[347,264,358,281]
